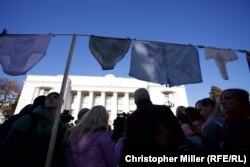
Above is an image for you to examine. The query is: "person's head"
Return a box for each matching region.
[195,98,216,120]
[33,95,46,108]
[184,107,204,122]
[75,108,89,124]
[82,105,109,129]
[77,108,89,120]
[176,106,186,116]
[219,88,249,114]
[195,100,201,109]
[45,92,60,115]
[19,95,46,115]
[134,88,150,105]
[68,105,109,142]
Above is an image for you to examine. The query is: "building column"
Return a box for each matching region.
[89,91,94,108]
[33,87,40,100]
[100,91,106,107]
[39,89,45,95]
[111,92,118,125]
[124,92,129,113]
[169,93,175,107]
[74,91,82,118]
[172,92,178,113]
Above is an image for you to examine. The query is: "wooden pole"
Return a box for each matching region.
[45,34,77,167]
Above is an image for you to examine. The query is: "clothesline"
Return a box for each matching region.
[1,32,249,80]
[1,32,249,53]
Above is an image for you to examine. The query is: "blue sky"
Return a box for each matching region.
[1,0,249,106]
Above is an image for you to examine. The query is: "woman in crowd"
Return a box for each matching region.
[67,105,122,167]
[185,98,225,151]
[219,88,250,151]
[179,107,204,137]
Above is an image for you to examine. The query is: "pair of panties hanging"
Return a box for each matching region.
[89,35,131,70]
[0,34,52,76]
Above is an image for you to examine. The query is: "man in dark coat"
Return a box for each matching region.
[0,92,67,167]
[0,95,46,143]
[123,88,185,155]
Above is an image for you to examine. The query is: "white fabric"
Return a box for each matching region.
[129,40,203,86]
[205,47,238,80]
[89,35,131,70]
[0,34,52,75]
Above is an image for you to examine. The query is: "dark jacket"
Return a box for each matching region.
[123,99,185,154]
[223,103,250,151]
[0,104,34,143]
[0,105,67,167]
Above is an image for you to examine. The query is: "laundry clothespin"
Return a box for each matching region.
[1,28,8,36]
[196,45,205,49]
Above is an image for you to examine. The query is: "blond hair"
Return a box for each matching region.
[68,105,109,142]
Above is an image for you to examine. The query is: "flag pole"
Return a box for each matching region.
[45,34,77,167]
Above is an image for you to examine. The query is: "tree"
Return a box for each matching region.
[209,85,222,102]
[0,78,22,119]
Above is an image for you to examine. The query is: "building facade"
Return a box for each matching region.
[15,74,188,126]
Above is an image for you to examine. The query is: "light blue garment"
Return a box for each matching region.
[0,34,51,76]
[129,40,202,86]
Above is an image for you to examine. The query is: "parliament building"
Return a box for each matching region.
[15,74,188,126]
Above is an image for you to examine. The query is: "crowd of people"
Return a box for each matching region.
[0,87,249,167]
